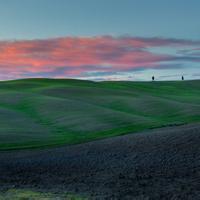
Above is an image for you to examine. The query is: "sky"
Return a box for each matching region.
[0,0,199,81]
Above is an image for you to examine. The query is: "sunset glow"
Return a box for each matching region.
[0,36,199,80]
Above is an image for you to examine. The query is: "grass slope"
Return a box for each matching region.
[0,78,199,150]
[0,189,86,200]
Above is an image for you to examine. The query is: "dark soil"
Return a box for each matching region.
[0,124,200,199]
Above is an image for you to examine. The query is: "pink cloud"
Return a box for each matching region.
[0,36,199,80]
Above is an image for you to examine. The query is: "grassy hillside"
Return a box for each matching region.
[0,189,86,200]
[0,78,199,150]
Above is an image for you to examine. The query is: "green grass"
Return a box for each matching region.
[0,78,199,150]
[0,189,87,200]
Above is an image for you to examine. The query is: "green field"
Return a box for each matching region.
[0,189,86,200]
[0,78,199,150]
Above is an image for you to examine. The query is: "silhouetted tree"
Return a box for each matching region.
[182,76,184,81]
[152,76,155,81]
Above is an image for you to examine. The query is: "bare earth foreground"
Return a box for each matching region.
[0,124,200,199]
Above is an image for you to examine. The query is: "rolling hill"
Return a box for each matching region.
[0,78,199,150]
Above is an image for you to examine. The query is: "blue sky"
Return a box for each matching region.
[0,0,200,40]
[0,0,199,80]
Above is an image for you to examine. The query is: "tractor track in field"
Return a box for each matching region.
[0,123,200,199]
